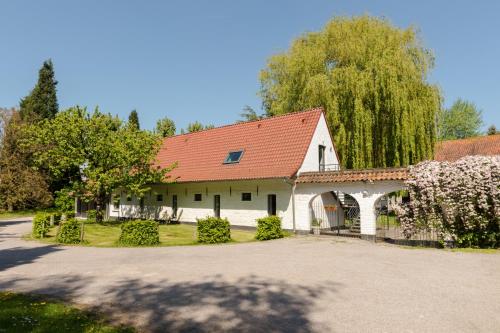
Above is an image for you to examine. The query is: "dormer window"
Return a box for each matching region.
[224,150,243,164]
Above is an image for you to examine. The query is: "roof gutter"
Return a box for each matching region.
[283,177,297,234]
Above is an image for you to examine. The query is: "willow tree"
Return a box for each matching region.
[260,16,441,168]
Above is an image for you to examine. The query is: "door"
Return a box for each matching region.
[172,195,178,218]
[214,195,221,218]
[267,194,276,216]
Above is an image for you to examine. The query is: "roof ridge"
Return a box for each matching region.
[167,107,324,139]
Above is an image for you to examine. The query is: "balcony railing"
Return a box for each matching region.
[319,163,340,172]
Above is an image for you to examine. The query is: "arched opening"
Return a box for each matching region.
[309,191,361,235]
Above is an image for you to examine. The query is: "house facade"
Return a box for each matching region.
[105,108,347,232]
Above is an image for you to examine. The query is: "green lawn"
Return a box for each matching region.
[0,209,38,220]
[0,291,134,333]
[27,222,260,247]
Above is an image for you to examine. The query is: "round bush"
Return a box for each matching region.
[56,219,82,244]
[32,212,51,238]
[197,217,231,244]
[255,216,284,241]
[119,220,160,246]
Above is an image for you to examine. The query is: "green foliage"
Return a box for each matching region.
[32,212,51,238]
[197,217,231,243]
[19,59,58,121]
[487,125,497,135]
[0,111,52,211]
[255,216,284,240]
[118,220,160,246]
[183,121,215,133]
[439,98,483,140]
[65,211,75,219]
[87,209,97,221]
[56,219,82,244]
[128,109,140,130]
[260,15,441,168]
[54,188,74,212]
[155,117,176,137]
[239,105,265,122]
[22,107,174,222]
[51,211,62,225]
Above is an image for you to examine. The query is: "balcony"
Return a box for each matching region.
[319,163,340,172]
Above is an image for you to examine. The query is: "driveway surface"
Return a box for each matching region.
[1,218,499,332]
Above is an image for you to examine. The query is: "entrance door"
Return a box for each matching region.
[172,195,178,218]
[214,195,221,218]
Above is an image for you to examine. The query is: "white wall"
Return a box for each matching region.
[310,192,344,229]
[297,113,338,174]
[109,179,296,229]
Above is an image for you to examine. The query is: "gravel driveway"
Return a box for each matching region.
[1,218,499,332]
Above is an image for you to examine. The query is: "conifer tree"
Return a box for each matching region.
[128,109,140,130]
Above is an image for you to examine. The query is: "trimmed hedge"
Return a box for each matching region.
[255,216,284,241]
[56,219,82,244]
[86,210,96,222]
[64,211,76,220]
[197,217,231,244]
[32,212,51,238]
[119,220,160,246]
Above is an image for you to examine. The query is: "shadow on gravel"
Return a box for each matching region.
[0,219,31,228]
[0,245,62,271]
[0,274,339,332]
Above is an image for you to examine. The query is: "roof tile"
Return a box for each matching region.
[435,134,500,162]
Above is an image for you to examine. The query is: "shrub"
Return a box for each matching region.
[56,219,82,244]
[197,217,231,244]
[396,156,500,248]
[32,212,51,238]
[119,220,160,246]
[255,216,284,240]
[86,209,96,222]
[54,188,74,212]
[64,211,75,220]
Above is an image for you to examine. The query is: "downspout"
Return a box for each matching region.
[284,177,297,234]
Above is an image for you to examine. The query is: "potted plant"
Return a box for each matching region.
[311,218,322,235]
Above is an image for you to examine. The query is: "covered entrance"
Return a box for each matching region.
[295,167,408,240]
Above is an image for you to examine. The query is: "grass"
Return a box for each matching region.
[0,291,134,333]
[0,209,39,220]
[26,222,262,247]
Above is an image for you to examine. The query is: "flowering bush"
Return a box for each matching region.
[396,156,499,248]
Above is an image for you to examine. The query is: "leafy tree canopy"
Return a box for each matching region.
[22,107,174,220]
[20,60,58,122]
[487,125,498,135]
[439,98,483,140]
[239,105,265,122]
[128,109,140,130]
[260,15,441,168]
[155,117,176,137]
[182,121,215,134]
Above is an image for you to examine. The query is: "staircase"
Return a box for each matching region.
[333,191,361,234]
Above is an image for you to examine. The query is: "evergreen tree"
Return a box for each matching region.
[155,117,176,137]
[184,121,214,133]
[20,60,59,121]
[487,125,497,135]
[128,109,140,130]
[260,16,441,168]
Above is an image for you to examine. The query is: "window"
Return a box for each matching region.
[224,150,244,164]
[319,145,326,171]
[194,193,202,201]
[241,193,252,201]
[172,195,178,218]
[267,194,277,216]
[156,194,163,202]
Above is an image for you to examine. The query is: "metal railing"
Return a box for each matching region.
[319,163,340,172]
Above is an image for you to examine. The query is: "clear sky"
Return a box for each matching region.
[1,0,499,131]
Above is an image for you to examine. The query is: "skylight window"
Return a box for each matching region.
[224,150,244,164]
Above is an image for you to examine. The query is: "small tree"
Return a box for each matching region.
[239,105,264,122]
[155,117,176,137]
[24,107,174,222]
[439,99,483,140]
[183,121,215,133]
[128,109,140,130]
[487,125,498,135]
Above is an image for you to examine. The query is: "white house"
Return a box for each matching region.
[79,108,408,239]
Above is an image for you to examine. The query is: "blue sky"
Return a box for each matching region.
[1,0,499,131]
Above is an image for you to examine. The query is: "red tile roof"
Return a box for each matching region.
[156,109,323,182]
[296,167,408,183]
[435,134,500,162]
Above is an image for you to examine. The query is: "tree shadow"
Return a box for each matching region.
[0,219,30,227]
[0,245,62,271]
[0,273,340,332]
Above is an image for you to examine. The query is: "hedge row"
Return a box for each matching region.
[255,216,284,240]
[119,220,160,246]
[32,212,51,238]
[197,217,231,243]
